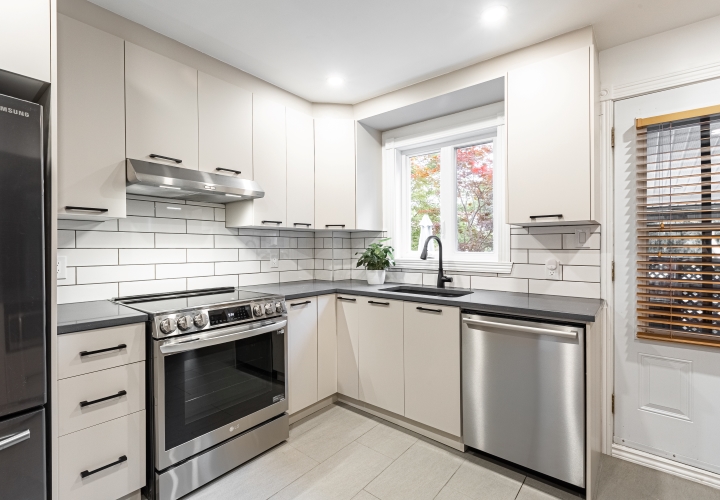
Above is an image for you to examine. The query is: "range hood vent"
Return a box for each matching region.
[126,159,264,204]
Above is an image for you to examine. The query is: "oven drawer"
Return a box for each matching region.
[59,362,145,436]
[58,410,145,500]
[58,323,145,379]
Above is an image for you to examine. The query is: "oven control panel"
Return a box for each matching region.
[209,305,252,326]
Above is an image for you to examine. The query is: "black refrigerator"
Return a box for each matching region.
[0,94,47,498]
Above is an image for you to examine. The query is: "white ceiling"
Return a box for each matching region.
[89,0,720,105]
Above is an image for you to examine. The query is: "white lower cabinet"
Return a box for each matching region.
[403,302,461,436]
[58,411,146,500]
[336,296,360,399]
[287,297,318,414]
[317,294,338,400]
[358,297,404,415]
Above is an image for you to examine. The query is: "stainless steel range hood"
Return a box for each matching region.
[126,159,264,204]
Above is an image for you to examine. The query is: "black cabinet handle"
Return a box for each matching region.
[80,390,127,408]
[337,297,356,302]
[529,214,563,220]
[80,456,127,479]
[65,206,109,213]
[150,154,182,164]
[261,220,283,225]
[290,301,311,307]
[79,344,127,357]
[368,300,390,306]
[325,224,346,228]
[416,306,442,313]
[216,167,242,175]
[293,223,312,227]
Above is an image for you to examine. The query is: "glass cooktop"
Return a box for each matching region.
[113,287,278,315]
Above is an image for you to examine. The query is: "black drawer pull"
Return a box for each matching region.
[79,344,127,357]
[293,223,312,227]
[416,306,442,313]
[528,214,563,219]
[150,154,182,164]
[80,455,127,479]
[261,220,283,225]
[290,301,311,307]
[65,206,109,213]
[337,297,356,302]
[216,167,242,174]
[368,300,390,306]
[80,390,127,408]
[325,224,346,228]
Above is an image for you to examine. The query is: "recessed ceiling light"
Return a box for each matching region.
[327,76,344,87]
[481,5,508,25]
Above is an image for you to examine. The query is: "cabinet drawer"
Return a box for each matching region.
[59,362,145,436]
[58,323,145,379]
[59,411,145,500]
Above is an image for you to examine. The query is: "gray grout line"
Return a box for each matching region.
[514,476,528,500]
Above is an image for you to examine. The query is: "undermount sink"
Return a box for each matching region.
[380,286,473,298]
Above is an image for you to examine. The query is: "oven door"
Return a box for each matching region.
[154,318,288,470]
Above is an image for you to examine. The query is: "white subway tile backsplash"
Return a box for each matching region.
[528,280,600,299]
[237,272,279,286]
[298,259,315,270]
[76,231,154,249]
[120,249,186,265]
[186,219,238,235]
[471,276,529,293]
[57,283,118,304]
[334,270,351,280]
[563,265,601,282]
[126,199,155,217]
[298,238,314,249]
[214,208,226,222]
[214,235,261,249]
[119,278,186,296]
[261,260,297,272]
[351,239,365,249]
[58,249,118,267]
[562,232,600,250]
[58,230,75,249]
[187,248,238,262]
[315,249,333,259]
[261,237,297,249]
[57,219,118,231]
[77,265,155,284]
[351,269,366,280]
[314,270,333,281]
[334,249,352,259]
[386,271,423,285]
[280,270,314,282]
[509,264,547,280]
[156,263,214,279]
[156,233,213,248]
[118,216,187,233]
[280,248,314,260]
[255,249,280,261]
[215,261,261,275]
[314,238,325,248]
[57,268,76,286]
[511,234,562,250]
[280,230,314,238]
[510,249,528,264]
[188,275,238,289]
[156,202,214,221]
[528,249,600,266]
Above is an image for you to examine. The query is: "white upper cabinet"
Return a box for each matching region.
[507,46,591,225]
[315,118,356,230]
[0,0,50,82]
[57,15,126,220]
[286,107,315,229]
[198,72,252,179]
[125,42,199,169]
[252,95,287,226]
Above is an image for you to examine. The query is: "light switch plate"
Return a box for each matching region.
[575,229,589,248]
[270,255,279,268]
[57,256,67,280]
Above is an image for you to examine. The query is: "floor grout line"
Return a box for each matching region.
[514,476,528,500]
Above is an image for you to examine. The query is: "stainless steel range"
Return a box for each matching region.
[115,287,289,500]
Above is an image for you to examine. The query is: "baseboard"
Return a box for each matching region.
[612,444,720,490]
[288,395,337,424]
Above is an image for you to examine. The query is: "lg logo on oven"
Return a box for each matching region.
[0,106,30,117]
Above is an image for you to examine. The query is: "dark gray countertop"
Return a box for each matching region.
[242,280,603,324]
[57,300,148,335]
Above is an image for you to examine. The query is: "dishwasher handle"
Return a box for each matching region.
[462,317,578,339]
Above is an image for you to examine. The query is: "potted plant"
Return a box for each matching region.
[356,238,395,285]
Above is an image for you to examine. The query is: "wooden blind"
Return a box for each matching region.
[636,111,720,347]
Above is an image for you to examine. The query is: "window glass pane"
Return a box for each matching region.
[409,152,441,251]
[456,143,494,252]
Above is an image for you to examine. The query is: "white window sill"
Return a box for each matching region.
[392,259,513,274]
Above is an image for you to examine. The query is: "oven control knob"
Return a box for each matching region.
[193,313,209,328]
[275,302,283,313]
[253,304,264,317]
[159,317,177,335]
[177,315,194,330]
[264,303,274,315]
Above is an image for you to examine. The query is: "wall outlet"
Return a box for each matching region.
[270,255,279,268]
[57,256,67,280]
[545,258,562,280]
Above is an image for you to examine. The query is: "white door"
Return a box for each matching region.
[253,95,287,226]
[614,78,720,474]
[286,107,315,228]
[287,298,318,414]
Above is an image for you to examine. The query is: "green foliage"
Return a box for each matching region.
[410,153,441,251]
[355,238,395,271]
[456,144,493,252]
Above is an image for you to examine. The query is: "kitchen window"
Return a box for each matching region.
[384,104,511,272]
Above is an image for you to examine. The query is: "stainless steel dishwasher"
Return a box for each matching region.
[462,313,585,488]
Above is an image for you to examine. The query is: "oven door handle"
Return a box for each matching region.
[159,319,287,354]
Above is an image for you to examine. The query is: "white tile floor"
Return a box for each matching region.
[184,403,720,500]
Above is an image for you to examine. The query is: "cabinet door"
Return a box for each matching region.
[0,0,49,82]
[287,297,318,414]
[57,15,126,220]
[336,296,359,399]
[253,95,287,226]
[286,108,315,228]
[507,46,590,224]
[125,42,198,169]
[198,72,252,179]
[358,297,404,415]
[403,302,461,436]
[315,118,356,230]
[317,294,337,400]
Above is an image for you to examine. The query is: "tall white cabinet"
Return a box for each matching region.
[125,42,199,169]
[286,108,315,228]
[336,296,360,399]
[287,298,318,414]
[317,295,338,400]
[252,95,287,226]
[0,0,50,82]
[57,15,126,220]
[315,118,356,230]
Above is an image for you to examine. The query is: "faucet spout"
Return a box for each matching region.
[420,235,453,289]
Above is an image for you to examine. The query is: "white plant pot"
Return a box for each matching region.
[366,270,386,285]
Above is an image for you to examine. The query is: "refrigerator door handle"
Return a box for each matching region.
[0,429,30,452]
